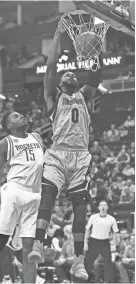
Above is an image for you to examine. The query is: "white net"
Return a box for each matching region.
[61,10,109,71]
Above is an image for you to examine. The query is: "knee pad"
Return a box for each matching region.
[41,177,58,199]
[38,178,58,220]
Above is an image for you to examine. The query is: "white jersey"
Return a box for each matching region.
[6,133,44,190]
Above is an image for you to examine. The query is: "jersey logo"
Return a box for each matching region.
[62,98,83,106]
[13,139,18,143]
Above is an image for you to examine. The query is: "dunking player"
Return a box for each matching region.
[0,111,44,283]
[28,21,103,280]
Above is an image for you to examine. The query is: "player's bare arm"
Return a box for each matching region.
[44,21,64,113]
[0,138,8,177]
[80,54,103,103]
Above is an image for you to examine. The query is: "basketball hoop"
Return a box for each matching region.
[61,10,109,71]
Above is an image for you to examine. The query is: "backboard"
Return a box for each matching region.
[73,0,135,37]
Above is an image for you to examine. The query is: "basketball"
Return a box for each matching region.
[74,31,102,60]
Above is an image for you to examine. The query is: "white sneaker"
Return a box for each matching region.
[70,255,88,280]
[28,240,44,263]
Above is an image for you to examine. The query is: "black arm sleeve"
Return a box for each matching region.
[86,54,103,88]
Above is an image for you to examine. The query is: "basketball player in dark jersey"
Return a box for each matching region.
[28,20,103,280]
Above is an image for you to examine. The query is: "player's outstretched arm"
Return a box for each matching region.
[0,138,8,177]
[80,54,103,102]
[44,21,65,113]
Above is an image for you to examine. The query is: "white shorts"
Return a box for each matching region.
[0,182,41,238]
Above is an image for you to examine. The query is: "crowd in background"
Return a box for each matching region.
[0,98,135,208]
[0,96,135,283]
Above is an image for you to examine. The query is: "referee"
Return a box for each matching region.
[84,200,118,283]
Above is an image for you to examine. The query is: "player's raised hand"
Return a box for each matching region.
[91,52,103,72]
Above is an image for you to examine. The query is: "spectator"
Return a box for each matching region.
[118,125,128,138]
[101,144,111,158]
[107,124,119,140]
[54,228,74,283]
[115,257,131,283]
[123,233,135,262]
[88,181,97,203]
[120,144,127,151]
[117,229,130,256]
[117,149,130,166]
[90,141,103,156]
[128,142,135,158]
[130,142,135,153]
[105,151,117,165]
[116,233,135,283]
[95,162,109,181]
[63,225,72,240]
[111,181,121,204]
[125,179,135,194]
[119,184,134,203]
[93,155,100,166]
[52,229,65,255]
[116,177,126,191]
[101,130,109,143]
[93,254,104,283]
[47,222,60,239]
[96,179,108,203]
[111,163,121,179]
[124,116,135,128]
[122,164,135,178]
[128,142,135,166]
[89,161,98,180]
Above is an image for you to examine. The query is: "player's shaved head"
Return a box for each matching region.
[60,71,78,91]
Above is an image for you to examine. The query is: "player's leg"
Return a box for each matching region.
[67,151,92,280]
[18,193,41,283]
[28,149,65,263]
[22,237,36,283]
[28,178,58,263]
[0,184,18,251]
[70,196,88,280]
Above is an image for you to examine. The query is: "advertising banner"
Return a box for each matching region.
[36,55,124,75]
